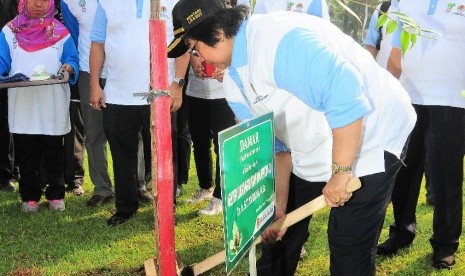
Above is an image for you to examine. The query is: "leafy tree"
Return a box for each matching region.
[329,0,439,55]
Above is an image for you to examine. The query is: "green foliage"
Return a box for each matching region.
[333,0,361,25]
[385,19,397,35]
[377,12,389,29]
[377,10,441,55]
[330,0,440,55]
[400,29,411,56]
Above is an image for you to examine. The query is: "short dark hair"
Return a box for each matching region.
[185,5,249,47]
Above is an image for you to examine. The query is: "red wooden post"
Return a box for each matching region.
[149,1,176,275]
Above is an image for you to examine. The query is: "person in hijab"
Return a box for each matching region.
[0,0,78,212]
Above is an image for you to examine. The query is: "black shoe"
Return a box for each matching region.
[0,180,16,192]
[107,211,136,226]
[138,190,153,203]
[145,172,152,183]
[433,254,455,269]
[426,197,435,206]
[377,237,412,256]
[67,184,84,196]
[87,194,113,207]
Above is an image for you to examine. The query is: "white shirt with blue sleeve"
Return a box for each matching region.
[253,0,330,20]
[392,0,465,108]
[363,1,398,68]
[0,27,78,135]
[222,12,416,181]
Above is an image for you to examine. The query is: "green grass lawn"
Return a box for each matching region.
[1,152,464,275]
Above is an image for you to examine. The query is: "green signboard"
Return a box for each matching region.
[219,112,275,274]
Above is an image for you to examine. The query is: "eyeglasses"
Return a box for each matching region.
[188,40,200,57]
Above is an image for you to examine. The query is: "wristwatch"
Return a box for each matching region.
[173,77,185,87]
[331,163,352,174]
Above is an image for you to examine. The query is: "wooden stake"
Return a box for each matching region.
[148,0,176,275]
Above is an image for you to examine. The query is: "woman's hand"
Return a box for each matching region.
[322,173,353,207]
[191,56,205,79]
[261,209,287,244]
[61,63,74,74]
[212,67,224,82]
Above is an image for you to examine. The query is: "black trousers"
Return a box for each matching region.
[186,96,235,199]
[176,93,191,186]
[141,107,183,203]
[14,134,65,202]
[389,105,465,257]
[103,104,150,213]
[64,99,85,187]
[0,89,18,183]
[257,151,402,276]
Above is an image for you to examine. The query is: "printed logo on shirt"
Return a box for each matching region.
[12,37,18,49]
[294,3,304,12]
[286,1,294,11]
[445,2,465,17]
[285,1,307,13]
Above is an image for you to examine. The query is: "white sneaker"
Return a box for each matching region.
[49,199,65,211]
[198,197,223,216]
[22,201,39,212]
[187,188,213,203]
[176,185,182,198]
[300,246,307,259]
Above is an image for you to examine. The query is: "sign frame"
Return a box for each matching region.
[218,112,275,274]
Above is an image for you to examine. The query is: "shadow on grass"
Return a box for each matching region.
[174,208,201,224]
[175,240,252,276]
[378,253,433,275]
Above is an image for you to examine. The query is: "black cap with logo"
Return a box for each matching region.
[167,0,227,58]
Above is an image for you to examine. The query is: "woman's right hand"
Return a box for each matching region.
[191,56,206,79]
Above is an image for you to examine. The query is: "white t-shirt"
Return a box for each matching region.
[91,0,177,105]
[223,13,416,180]
[363,1,398,68]
[3,29,73,135]
[185,67,225,99]
[254,0,330,20]
[393,0,465,108]
[62,0,105,74]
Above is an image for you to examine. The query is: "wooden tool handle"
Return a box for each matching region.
[189,177,362,275]
[265,176,361,236]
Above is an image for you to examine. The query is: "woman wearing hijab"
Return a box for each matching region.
[0,0,78,212]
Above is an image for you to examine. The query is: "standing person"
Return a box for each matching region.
[168,1,416,275]
[363,0,397,67]
[63,82,85,196]
[61,0,154,206]
[253,0,329,18]
[54,0,85,196]
[61,0,113,206]
[0,0,19,193]
[0,0,78,212]
[89,0,186,226]
[174,79,191,198]
[182,55,236,216]
[377,0,465,269]
[363,0,435,206]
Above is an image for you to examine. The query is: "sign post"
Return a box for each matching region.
[219,112,275,274]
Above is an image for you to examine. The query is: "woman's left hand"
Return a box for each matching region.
[61,64,74,74]
[322,173,353,207]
